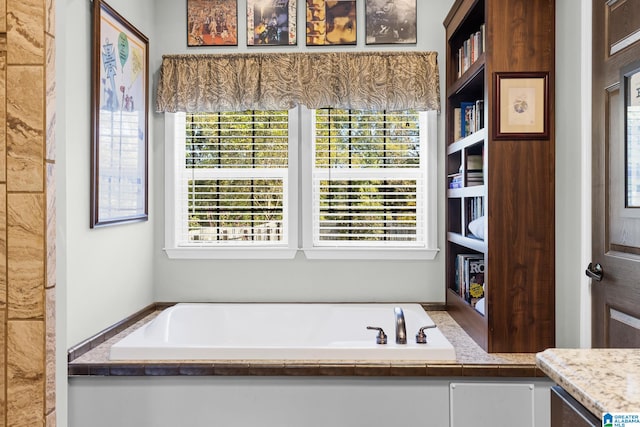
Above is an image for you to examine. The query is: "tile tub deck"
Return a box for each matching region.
[68,303,547,378]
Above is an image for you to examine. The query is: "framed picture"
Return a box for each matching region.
[365,0,416,45]
[187,0,238,46]
[247,0,297,46]
[91,0,149,227]
[306,0,356,46]
[494,72,549,140]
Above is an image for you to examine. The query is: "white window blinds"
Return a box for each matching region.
[311,109,427,247]
[176,111,290,247]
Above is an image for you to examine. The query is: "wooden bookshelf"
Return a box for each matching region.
[443,0,555,353]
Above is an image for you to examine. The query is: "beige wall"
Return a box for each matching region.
[1,0,56,425]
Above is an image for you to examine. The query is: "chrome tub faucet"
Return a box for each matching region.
[394,307,407,344]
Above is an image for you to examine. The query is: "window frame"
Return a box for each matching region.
[300,107,439,260]
[164,109,438,260]
[164,111,299,259]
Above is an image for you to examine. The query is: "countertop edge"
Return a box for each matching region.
[536,348,640,418]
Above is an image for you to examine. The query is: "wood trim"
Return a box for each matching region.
[446,289,488,349]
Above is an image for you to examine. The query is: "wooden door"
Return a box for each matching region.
[591,0,640,348]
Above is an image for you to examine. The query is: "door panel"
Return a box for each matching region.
[592,0,640,348]
[607,307,640,347]
[607,0,640,55]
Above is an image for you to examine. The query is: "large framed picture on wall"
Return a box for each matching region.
[91,0,149,227]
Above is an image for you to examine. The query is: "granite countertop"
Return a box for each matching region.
[69,305,547,377]
[536,348,640,418]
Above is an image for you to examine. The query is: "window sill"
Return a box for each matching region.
[302,247,440,261]
[164,247,440,261]
[164,247,298,260]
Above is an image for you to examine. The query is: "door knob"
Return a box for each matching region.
[585,262,603,281]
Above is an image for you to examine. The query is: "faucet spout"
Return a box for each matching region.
[394,307,407,344]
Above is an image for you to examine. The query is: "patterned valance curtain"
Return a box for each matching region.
[155,51,440,113]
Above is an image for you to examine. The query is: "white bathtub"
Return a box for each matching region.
[109,303,456,361]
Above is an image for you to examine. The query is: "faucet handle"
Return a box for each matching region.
[415,325,437,344]
[366,326,388,344]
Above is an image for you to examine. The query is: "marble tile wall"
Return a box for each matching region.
[2,0,55,425]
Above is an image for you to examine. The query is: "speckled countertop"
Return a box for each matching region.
[536,348,640,418]
[68,305,547,377]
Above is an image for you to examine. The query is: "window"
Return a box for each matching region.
[165,110,298,259]
[302,108,438,259]
[165,109,437,259]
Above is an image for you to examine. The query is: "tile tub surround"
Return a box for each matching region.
[536,348,640,418]
[2,0,57,425]
[68,304,546,377]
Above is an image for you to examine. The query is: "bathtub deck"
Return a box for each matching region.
[68,305,544,378]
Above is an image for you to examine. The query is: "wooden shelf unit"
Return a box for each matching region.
[443,0,555,353]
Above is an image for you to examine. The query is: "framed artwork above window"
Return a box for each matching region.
[187,0,238,46]
[247,0,297,46]
[365,0,417,45]
[306,0,357,46]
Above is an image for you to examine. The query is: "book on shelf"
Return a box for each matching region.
[453,108,462,141]
[466,256,485,309]
[448,172,463,189]
[467,196,484,222]
[474,99,485,131]
[460,101,474,138]
[467,173,483,188]
[459,100,484,138]
[455,254,484,306]
[467,154,483,170]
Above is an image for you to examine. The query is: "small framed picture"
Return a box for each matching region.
[247,0,297,46]
[187,0,238,46]
[365,0,416,45]
[494,72,549,140]
[306,0,356,46]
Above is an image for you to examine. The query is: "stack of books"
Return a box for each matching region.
[456,24,486,78]
[466,154,484,186]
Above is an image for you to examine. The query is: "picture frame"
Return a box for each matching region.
[247,0,297,46]
[306,0,357,46]
[187,0,238,46]
[365,0,417,45]
[494,72,549,140]
[91,0,149,227]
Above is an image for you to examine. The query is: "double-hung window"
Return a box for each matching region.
[165,110,298,259]
[165,108,437,259]
[302,108,437,259]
